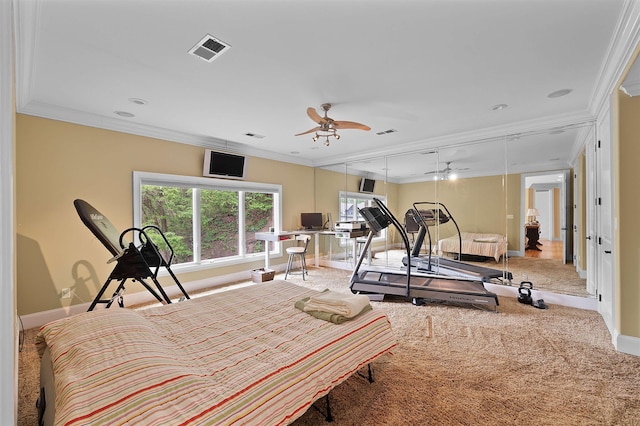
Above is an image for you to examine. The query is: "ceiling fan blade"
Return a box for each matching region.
[333,120,371,131]
[294,126,321,136]
[424,169,444,175]
[307,107,327,124]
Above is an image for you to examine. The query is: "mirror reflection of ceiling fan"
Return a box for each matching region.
[424,161,469,179]
[295,103,371,146]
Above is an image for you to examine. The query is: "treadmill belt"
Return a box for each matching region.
[360,271,492,295]
[408,255,512,281]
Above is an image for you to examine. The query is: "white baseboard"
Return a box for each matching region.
[616,333,640,357]
[577,266,587,279]
[484,282,598,311]
[20,266,286,330]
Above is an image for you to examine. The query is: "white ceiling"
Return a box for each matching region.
[14,0,631,183]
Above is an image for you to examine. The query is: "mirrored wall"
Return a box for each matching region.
[314,122,593,298]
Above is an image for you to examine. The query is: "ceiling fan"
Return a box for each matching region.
[295,103,371,146]
[424,162,469,179]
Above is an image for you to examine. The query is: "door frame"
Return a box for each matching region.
[521,171,569,259]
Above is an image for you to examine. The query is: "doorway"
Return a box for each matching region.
[523,172,567,262]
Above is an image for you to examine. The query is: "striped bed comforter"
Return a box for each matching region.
[36,280,396,425]
[438,232,507,262]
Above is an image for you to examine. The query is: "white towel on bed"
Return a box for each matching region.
[303,290,371,318]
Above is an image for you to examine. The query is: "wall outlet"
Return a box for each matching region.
[61,288,71,299]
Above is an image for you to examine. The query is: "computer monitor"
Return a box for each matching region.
[301,212,323,229]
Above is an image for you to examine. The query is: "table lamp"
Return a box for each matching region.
[526,208,540,224]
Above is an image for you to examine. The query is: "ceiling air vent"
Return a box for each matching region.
[189,34,231,62]
[376,129,397,136]
[245,132,266,139]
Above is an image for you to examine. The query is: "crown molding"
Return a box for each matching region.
[591,0,640,118]
[313,110,595,169]
[17,101,313,167]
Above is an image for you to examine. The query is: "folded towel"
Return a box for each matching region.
[302,290,371,318]
[295,298,372,324]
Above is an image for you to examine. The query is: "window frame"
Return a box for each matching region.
[133,171,282,274]
[338,191,387,241]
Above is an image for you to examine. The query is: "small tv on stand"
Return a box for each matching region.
[301,212,323,230]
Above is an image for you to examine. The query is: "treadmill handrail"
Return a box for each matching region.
[412,201,462,270]
[373,198,412,296]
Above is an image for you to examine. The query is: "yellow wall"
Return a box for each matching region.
[617,92,640,337]
[14,114,559,318]
[312,168,400,248]
[15,115,316,315]
[397,174,521,250]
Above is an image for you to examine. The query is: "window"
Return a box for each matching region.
[339,191,386,222]
[338,191,387,240]
[133,172,281,271]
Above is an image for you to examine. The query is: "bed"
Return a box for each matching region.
[437,232,507,262]
[36,280,396,425]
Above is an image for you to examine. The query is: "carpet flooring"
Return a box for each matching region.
[19,267,638,425]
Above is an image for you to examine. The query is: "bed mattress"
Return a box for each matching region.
[438,232,507,262]
[36,280,396,425]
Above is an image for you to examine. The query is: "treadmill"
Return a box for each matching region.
[402,202,512,284]
[350,199,499,311]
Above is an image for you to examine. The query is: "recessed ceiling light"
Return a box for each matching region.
[114,111,135,117]
[491,104,508,111]
[290,151,300,155]
[128,98,147,105]
[548,89,572,98]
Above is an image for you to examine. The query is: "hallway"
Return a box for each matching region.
[525,239,563,260]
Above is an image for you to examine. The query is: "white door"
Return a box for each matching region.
[534,190,553,239]
[596,104,614,331]
[585,127,597,295]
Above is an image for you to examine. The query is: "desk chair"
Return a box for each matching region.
[284,235,311,280]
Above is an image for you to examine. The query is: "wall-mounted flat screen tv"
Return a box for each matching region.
[359,178,376,193]
[203,149,247,180]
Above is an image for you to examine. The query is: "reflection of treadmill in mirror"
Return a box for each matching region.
[403,202,512,284]
[350,198,499,311]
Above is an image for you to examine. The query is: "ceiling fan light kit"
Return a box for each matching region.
[295,103,370,146]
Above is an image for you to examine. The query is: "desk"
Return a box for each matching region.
[330,229,370,264]
[255,230,322,269]
[525,224,541,251]
[255,229,370,269]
